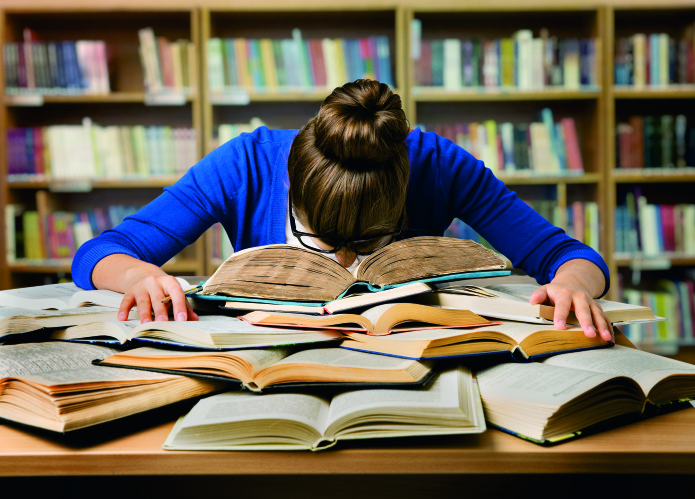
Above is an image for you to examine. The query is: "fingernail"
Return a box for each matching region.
[556,320,566,329]
[156,315,168,322]
[176,312,186,321]
[584,327,596,337]
[142,318,152,324]
[117,312,126,321]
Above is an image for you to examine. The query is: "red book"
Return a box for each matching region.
[659,204,676,252]
[561,118,584,171]
[418,40,432,86]
[309,39,327,88]
[497,133,504,172]
[629,116,645,168]
[617,124,632,168]
[157,37,173,89]
[687,281,695,342]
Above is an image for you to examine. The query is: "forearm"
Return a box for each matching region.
[92,254,168,293]
[552,258,606,299]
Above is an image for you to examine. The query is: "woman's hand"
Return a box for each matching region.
[529,259,612,342]
[93,254,199,324]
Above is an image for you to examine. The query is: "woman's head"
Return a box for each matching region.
[287,79,410,264]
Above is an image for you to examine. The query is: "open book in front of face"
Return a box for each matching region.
[199,237,509,303]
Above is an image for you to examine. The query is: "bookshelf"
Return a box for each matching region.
[0,7,205,289]
[1,0,693,357]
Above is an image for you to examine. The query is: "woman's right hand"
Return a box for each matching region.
[93,254,199,323]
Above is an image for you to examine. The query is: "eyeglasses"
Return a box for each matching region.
[288,191,403,255]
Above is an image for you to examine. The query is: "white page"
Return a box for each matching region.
[0,283,82,309]
[0,342,120,378]
[542,345,695,395]
[273,348,419,370]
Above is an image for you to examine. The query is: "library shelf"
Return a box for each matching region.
[8,260,202,274]
[612,86,695,99]
[6,178,183,190]
[614,255,695,268]
[411,88,602,102]
[4,93,197,106]
[611,169,695,183]
[496,173,601,185]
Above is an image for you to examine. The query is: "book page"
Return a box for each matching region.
[542,345,695,394]
[0,342,120,378]
[20,364,177,387]
[323,367,470,437]
[0,283,82,309]
[272,348,422,371]
[168,391,330,442]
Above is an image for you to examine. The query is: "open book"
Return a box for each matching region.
[95,346,435,392]
[51,315,343,349]
[0,306,138,341]
[477,345,695,445]
[0,278,191,310]
[197,237,509,306]
[162,365,485,451]
[0,341,227,432]
[339,321,612,360]
[421,283,660,325]
[240,303,496,336]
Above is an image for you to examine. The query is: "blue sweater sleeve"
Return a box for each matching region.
[407,130,610,296]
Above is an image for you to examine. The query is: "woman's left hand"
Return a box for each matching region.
[529,259,613,342]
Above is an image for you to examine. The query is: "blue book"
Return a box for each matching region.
[376,36,392,87]
[649,33,659,85]
[223,39,239,86]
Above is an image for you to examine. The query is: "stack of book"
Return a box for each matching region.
[0,237,688,449]
[419,111,584,175]
[137,28,197,95]
[615,190,695,257]
[615,115,695,169]
[411,22,599,91]
[3,29,110,95]
[5,204,142,264]
[206,29,393,94]
[6,121,197,181]
[615,26,695,87]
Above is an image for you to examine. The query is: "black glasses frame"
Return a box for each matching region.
[288,191,403,255]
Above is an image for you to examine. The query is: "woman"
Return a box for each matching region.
[72,79,612,342]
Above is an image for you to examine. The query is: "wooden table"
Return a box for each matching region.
[1,402,694,498]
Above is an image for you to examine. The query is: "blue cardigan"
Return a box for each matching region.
[72,127,610,295]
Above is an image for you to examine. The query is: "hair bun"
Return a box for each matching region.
[313,79,409,169]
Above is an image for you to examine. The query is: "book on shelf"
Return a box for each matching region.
[196,237,509,313]
[52,315,343,349]
[240,304,497,336]
[339,320,612,361]
[416,283,660,326]
[0,306,138,342]
[477,345,695,445]
[3,37,110,95]
[0,278,190,311]
[162,365,484,451]
[420,112,583,176]
[206,30,392,93]
[95,345,435,393]
[138,28,195,95]
[7,122,197,181]
[0,341,227,433]
[410,20,598,92]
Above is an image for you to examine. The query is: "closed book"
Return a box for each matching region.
[443,39,462,89]
[514,29,532,89]
[309,39,327,88]
[259,38,278,91]
[628,116,645,168]
[233,38,252,89]
[660,204,676,252]
[561,118,583,171]
[247,39,264,89]
[500,38,514,87]
[675,115,687,167]
[206,38,225,92]
[223,39,238,87]
[431,40,444,86]
[376,36,392,87]
[661,115,674,168]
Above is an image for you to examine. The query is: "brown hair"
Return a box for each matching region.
[287,79,410,242]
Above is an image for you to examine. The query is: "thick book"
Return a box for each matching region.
[197,237,509,306]
[0,278,191,310]
[339,321,612,361]
[95,345,435,393]
[52,315,343,349]
[0,306,138,341]
[240,303,497,336]
[477,345,695,445]
[417,283,661,325]
[0,342,226,432]
[162,365,485,451]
